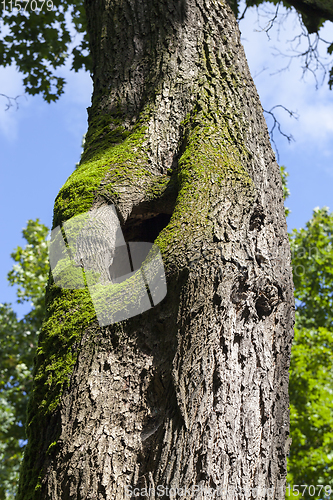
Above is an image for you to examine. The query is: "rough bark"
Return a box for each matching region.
[18,0,295,499]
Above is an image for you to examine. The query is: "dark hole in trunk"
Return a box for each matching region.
[122,212,172,243]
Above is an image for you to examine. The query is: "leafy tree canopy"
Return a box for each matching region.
[0,0,91,102]
[0,220,48,499]
[0,0,332,102]
[288,207,333,496]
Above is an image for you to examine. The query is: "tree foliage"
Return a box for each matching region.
[0,220,49,499]
[287,207,333,497]
[0,0,91,102]
[280,165,291,217]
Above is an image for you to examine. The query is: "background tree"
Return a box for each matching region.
[0,220,48,500]
[288,207,333,497]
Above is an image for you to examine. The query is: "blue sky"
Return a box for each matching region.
[0,3,332,318]
[240,6,333,226]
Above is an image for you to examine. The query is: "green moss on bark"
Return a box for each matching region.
[53,121,150,227]
[17,283,96,499]
[19,36,257,500]
[156,113,254,267]
[19,105,156,499]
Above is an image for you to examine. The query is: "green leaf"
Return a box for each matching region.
[0,0,91,101]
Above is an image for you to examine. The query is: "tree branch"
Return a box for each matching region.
[263,105,299,161]
[0,93,26,111]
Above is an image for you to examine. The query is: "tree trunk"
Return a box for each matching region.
[17,0,294,498]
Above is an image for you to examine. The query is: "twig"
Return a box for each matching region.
[263,105,299,161]
[0,93,27,111]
